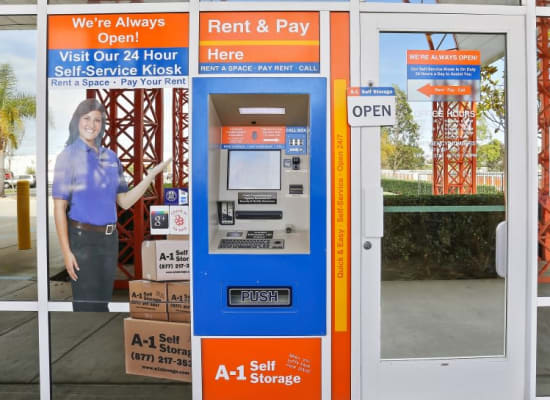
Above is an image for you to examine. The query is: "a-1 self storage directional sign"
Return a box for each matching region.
[347,86,396,127]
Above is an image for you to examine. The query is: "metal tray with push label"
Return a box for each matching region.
[228,287,292,307]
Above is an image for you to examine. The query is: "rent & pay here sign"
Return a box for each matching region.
[199,12,319,74]
[48,13,189,89]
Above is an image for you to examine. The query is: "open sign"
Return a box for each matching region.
[347,86,396,127]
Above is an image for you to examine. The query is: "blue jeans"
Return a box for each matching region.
[69,225,118,312]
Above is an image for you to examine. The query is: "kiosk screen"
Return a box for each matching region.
[227,150,281,190]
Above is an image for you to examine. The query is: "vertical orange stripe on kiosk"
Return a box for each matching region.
[331,12,351,400]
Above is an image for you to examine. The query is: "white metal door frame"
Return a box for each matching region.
[357,12,528,400]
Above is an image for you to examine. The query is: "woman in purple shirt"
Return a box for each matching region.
[53,99,169,311]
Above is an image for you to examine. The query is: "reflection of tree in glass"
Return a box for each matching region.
[0,64,35,197]
[478,139,505,172]
[478,64,505,136]
[381,85,425,170]
[477,63,505,172]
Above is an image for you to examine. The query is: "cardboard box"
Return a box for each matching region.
[167,281,190,322]
[142,240,190,281]
[166,234,189,240]
[129,280,168,321]
[124,318,191,382]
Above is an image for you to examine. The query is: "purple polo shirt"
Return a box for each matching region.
[52,138,128,225]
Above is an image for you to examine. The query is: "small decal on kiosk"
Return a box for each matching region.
[238,192,277,204]
[246,230,273,239]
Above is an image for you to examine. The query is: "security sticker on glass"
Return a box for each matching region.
[150,205,170,234]
[164,188,179,205]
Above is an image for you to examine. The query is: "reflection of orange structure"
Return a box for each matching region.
[86,88,188,288]
[173,88,189,188]
[537,17,550,282]
[432,101,477,194]
[424,33,478,195]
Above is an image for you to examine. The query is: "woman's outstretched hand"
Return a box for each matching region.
[148,158,172,178]
[117,158,173,210]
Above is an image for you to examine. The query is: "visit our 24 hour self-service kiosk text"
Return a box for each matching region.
[48,14,189,89]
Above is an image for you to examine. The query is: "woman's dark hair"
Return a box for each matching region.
[66,98,107,147]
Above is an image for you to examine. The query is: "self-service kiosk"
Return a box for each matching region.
[192,77,327,399]
[192,78,327,338]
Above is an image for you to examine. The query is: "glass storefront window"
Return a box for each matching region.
[0,0,36,5]
[538,307,550,396]
[47,14,189,307]
[379,32,507,359]
[538,17,550,296]
[49,0,185,3]
[0,16,37,301]
[50,312,191,399]
[0,312,39,399]
[365,0,520,5]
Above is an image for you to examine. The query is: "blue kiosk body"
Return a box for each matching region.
[192,77,327,336]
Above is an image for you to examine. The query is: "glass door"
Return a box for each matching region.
[359,13,527,400]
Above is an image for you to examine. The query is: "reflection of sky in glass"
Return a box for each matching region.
[228,150,280,190]
[380,32,505,160]
[0,29,36,157]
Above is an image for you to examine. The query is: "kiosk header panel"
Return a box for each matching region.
[192,77,327,336]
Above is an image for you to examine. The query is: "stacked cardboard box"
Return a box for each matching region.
[124,237,191,383]
[128,280,190,322]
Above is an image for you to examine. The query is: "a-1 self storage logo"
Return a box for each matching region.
[202,338,321,400]
[48,13,189,89]
[214,360,303,385]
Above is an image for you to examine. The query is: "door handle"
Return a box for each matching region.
[495,221,507,278]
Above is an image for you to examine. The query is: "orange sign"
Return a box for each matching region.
[407,50,480,102]
[199,12,319,73]
[49,14,189,50]
[418,83,472,97]
[407,50,480,65]
[202,338,321,400]
[221,126,285,146]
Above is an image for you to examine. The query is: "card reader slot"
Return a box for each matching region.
[235,210,283,220]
